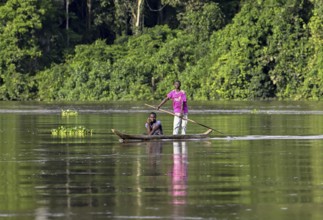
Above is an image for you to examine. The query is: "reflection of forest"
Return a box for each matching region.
[0,115,25,210]
[2,110,323,219]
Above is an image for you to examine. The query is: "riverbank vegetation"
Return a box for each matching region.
[1,0,322,101]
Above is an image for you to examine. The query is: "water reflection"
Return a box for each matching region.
[3,101,323,219]
[170,141,188,206]
[146,141,163,176]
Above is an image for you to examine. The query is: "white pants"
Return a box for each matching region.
[173,113,188,135]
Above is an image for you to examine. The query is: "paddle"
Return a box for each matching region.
[145,103,232,138]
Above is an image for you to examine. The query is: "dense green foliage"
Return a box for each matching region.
[1,0,322,101]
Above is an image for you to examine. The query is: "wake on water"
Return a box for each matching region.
[211,135,323,141]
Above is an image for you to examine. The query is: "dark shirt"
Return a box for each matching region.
[145,120,163,135]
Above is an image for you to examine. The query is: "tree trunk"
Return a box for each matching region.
[157,0,163,25]
[65,0,70,46]
[86,0,92,30]
[133,0,144,35]
[65,0,69,30]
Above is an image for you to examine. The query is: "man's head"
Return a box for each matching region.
[174,80,181,90]
[148,112,157,123]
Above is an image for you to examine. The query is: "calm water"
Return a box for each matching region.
[1,101,323,220]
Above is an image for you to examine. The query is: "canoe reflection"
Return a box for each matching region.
[171,141,188,205]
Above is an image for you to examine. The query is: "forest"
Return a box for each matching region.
[0,0,322,101]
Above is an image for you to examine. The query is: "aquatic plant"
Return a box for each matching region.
[251,109,259,114]
[61,109,78,117]
[51,126,93,137]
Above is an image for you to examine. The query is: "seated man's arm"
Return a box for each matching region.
[148,121,162,135]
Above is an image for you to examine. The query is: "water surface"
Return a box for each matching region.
[1,101,323,220]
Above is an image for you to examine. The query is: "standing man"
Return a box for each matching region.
[157,80,188,135]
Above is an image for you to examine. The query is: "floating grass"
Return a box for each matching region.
[251,109,259,114]
[51,126,93,137]
[61,109,78,117]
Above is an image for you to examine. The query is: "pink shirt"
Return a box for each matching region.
[167,90,188,113]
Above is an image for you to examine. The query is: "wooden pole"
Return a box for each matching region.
[145,104,232,137]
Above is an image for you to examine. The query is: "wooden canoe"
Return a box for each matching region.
[111,129,213,142]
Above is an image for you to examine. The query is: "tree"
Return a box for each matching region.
[301,1,323,99]
[189,0,312,100]
[180,2,225,41]
[0,0,44,100]
[108,0,145,35]
[37,40,115,101]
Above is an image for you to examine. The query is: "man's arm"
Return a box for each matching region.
[181,91,187,114]
[180,102,184,114]
[180,92,186,114]
[157,97,169,109]
[148,122,161,135]
[145,118,152,134]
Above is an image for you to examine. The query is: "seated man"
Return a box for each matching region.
[145,112,163,135]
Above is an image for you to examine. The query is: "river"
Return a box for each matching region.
[1,101,323,220]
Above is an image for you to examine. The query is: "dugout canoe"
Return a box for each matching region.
[111,129,213,142]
